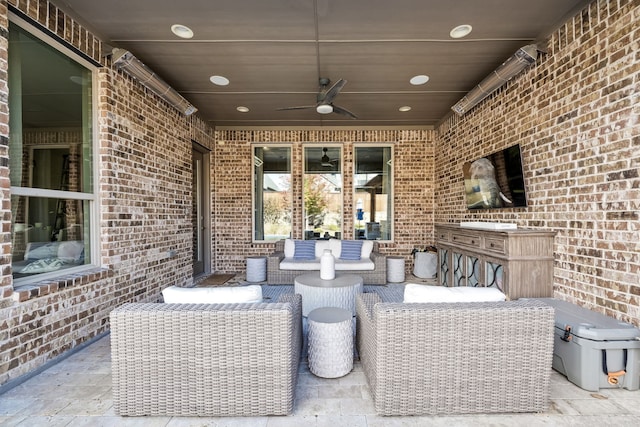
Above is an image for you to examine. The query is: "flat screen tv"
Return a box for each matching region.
[463,144,527,209]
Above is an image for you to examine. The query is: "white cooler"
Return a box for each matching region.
[537,298,640,391]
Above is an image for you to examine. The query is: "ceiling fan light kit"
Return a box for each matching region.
[112,48,198,116]
[451,44,538,116]
[278,77,357,119]
[316,104,333,114]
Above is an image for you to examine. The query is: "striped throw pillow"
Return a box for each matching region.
[293,240,316,260]
[340,240,363,260]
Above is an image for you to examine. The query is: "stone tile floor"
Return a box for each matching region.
[1,334,640,426]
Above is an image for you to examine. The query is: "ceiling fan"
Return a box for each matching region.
[321,147,339,168]
[277,78,358,119]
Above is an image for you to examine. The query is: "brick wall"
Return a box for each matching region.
[435,0,639,325]
[0,0,11,303]
[213,129,436,272]
[0,0,215,387]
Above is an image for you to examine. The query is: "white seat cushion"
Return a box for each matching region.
[279,257,321,270]
[279,257,374,271]
[162,285,263,304]
[403,284,506,303]
[335,258,375,271]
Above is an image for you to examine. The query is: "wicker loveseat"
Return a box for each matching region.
[267,239,387,285]
[355,293,555,416]
[110,294,302,417]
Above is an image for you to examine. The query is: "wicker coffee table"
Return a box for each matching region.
[294,272,363,316]
[307,307,354,378]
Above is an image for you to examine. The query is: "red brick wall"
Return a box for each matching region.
[435,0,639,325]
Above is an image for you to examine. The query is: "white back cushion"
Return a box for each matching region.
[361,240,374,258]
[162,285,263,304]
[284,239,295,258]
[404,284,506,303]
[329,239,342,257]
[315,240,331,257]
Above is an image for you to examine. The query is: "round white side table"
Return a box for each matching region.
[294,272,363,316]
[246,256,267,282]
[307,307,353,378]
[386,256,405,283]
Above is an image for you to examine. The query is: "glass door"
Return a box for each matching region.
[192,144,210,277]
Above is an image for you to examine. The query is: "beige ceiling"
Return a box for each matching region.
[55,0,591,128]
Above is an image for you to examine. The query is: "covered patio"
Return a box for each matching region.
[1,0,639,423]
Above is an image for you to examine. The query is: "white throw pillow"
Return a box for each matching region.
[162,285,263,304]
[403,283,506,303]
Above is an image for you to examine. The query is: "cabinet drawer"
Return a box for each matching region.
[436,230,450,241]
[450,233,480,246]
[485,238,506,254]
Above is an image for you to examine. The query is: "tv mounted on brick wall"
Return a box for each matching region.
[463,144,527,209]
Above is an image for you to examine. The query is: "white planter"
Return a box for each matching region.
[413,252,437,278]
[320,249,336,280]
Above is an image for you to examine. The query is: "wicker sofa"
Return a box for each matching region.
[267,239,387,285]
[110,293,302,417]
[356,293,555,416]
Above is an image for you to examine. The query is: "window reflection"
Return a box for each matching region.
[253,146,292,241]
[11,196,90,278]
[354,146,392,240]
[8,21,94,282]
[303,146,343,240]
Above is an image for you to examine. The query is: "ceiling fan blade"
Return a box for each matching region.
[276,105,316,111]
[323,79,347,104]
[332,105,358,119]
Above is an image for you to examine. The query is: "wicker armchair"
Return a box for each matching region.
[110,293,302,417]
[356,293,555,416]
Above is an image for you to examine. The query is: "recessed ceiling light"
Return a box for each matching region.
[210,75,230,86]
[450,24,472,39]
[236,106,249,113]
[171,24,194,39]
[399,106,412,112]
[409,75,429,85]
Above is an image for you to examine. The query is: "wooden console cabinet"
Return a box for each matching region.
[434,223,555,300]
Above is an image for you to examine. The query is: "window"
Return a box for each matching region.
[303,146,343,240]
[354,145,392,240]
[9,19,96,282]
[253,145,292,241]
